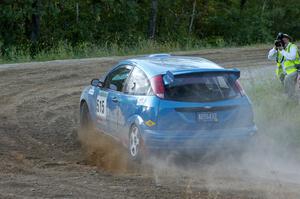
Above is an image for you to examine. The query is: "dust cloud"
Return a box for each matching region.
[143,134,300,198]
[77,128,134,174]
[144,68,300,198]
[78,66,300,198]
[79,128,300,198]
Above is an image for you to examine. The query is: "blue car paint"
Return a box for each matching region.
[119,56,222,78]
[145,98,256,150]
[117,95,160,146]
[142,126,257,150]
[80,54,257,152]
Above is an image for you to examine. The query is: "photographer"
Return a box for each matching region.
[268,32,300,99]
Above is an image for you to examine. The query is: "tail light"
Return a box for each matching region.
[150,75,165,98]
[235,80,245,96]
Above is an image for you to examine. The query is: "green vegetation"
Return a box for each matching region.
[244,78,300,148]
[0,39,230,64]
[1,0,300,63]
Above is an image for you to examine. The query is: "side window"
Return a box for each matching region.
[104,65,132,92]
[124,67,151,95]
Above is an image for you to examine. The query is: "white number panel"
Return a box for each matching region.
[96,92,107,119]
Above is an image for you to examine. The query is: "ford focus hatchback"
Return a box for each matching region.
[79,54,257,161]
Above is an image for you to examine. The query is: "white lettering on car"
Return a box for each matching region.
[88,87,95,95]
[96,91,107,118]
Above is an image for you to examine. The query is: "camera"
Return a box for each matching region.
[274,39,284,48]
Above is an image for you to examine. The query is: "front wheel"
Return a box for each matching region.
[78,102,96,147]
[80,102,92,130]
[129,125,144,162]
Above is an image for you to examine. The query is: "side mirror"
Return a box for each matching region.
[109,84,117,91]
[91,79,104,87]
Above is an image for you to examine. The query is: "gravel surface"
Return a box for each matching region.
[1,46,300,198]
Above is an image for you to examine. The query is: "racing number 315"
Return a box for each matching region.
[96,95,106,118]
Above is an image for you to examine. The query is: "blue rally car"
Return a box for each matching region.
[79,54,257,161]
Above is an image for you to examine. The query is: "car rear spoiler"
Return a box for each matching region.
[163,68,240,85]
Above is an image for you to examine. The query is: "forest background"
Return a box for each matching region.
[1,0,300,62]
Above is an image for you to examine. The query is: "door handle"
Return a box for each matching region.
[112,97,119,103]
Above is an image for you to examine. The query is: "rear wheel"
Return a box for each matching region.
[129,125,144,162]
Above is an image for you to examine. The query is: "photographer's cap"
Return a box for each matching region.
[277,32,293,41]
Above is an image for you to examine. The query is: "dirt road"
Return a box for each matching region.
[1,46,300,198]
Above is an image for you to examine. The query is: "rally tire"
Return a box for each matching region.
[80,102,92,130]
[128,125,144,162]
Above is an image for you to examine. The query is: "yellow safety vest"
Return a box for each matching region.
[276,43,300,78]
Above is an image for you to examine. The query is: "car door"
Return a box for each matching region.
[92,83,108,133]
[100,65,133,136]
[118,67,154,143]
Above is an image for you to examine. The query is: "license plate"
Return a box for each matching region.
[198,112,218,122]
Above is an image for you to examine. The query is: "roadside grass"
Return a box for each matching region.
[243,78,300,148]
[0,39,266,64]
[0,40,205,64]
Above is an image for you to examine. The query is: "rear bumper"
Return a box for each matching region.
[142,126,257,151]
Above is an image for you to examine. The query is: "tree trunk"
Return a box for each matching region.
[30,0,40,58]
[30,1,40,43]
[189,0,197,34]
[148,0,158,40]
[240,0,247,10]
[76,2,79,23]
[261,0,267,18]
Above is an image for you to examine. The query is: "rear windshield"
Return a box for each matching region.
[164,73,240,102]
